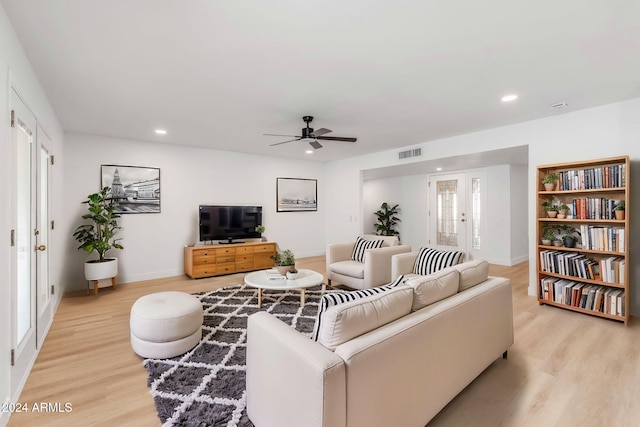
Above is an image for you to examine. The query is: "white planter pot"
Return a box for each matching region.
[85,258,118,282]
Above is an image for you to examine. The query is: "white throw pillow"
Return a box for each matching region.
[404,268,459,311]
[317,286,413,351]
[311,275,405,341]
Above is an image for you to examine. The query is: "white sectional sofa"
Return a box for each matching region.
[246,259,514,427]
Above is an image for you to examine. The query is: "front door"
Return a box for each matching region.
[429,173,468,255]
[428,171,486,261]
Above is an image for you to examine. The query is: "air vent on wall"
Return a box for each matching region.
[399,148,422,160]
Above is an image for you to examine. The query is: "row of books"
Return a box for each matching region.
[539,250,626,283]
[570,197,623,220]
[579,224,625,252]
[540,278,625,316]
[557,164,626,191]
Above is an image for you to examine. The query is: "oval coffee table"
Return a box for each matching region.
[244,268,325,308]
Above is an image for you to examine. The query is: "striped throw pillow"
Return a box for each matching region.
[351,236,384,263]
[412,247,464,275]
[311,275,405,341]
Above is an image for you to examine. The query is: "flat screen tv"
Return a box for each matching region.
[199,205,262,243]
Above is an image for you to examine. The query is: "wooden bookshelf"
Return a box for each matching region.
[536,156,630,325]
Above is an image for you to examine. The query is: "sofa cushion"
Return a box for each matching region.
[311,275,405,341]
[454,259,490,292]
[317,286,413,351]
[351,236,384,262]
[404,268,459,311]
[412,247,464,275]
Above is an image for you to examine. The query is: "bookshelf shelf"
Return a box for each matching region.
[537,155,630,325]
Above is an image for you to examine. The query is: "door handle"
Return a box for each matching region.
[35,245,46,251]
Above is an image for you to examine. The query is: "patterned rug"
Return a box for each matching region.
[143,283,332,427]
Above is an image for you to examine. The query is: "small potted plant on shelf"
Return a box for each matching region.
[272,249,295,275]
[542,172,559,191]
[541,224,556,246]
[72,187,123,288]
[558,224,580,248]
[614,201,625,220]
[542,198,559,218]
[556,203,570,219]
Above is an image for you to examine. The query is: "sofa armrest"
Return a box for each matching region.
[363,245,412,288]
[391,252,418,279]
[247,312,346,427]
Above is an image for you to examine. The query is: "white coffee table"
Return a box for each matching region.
[244,268,325,308]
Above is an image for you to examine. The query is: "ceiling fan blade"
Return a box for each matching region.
[311,128,332,137]
[316,136,357,143]
[263,133,301,138]
[309,139,323,149]
[269,138,302,146]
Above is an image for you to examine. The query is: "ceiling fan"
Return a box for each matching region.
[264,116,357,149]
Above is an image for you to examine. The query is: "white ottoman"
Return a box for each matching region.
[130,291,203,359]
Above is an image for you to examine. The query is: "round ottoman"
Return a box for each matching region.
[130,291,203,359]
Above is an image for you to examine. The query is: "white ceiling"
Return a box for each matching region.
[3,1,640,163]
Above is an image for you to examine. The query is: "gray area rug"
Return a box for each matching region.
[144,283,332,427]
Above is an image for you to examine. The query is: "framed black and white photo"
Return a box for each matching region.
[101,165,161,214]
[276,178,317,212]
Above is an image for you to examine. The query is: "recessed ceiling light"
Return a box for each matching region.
[305,149,314,154]
[501,94,518,102]
[436,167,442,171]
[155,129,167,135]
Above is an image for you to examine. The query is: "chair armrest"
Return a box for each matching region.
[363,245,412,288]
[391,252,418,279]
[247,312,346,427]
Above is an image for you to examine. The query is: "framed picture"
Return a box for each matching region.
[276,178,317,212]
[101,165,161,214]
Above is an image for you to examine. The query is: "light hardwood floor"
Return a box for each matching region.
[7,258,640,427]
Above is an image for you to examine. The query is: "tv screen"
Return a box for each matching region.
[199,205,262,243]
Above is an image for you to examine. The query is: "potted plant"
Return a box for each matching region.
[541,224,556,245]
[556,203,570,219]
[542,198,559,218]
[255,224,266,241]
[542,172,559,191]
[72,187,123,284]
[272,249,295,275]
[559,224,580,248]
[374,202,400,237]
[614,201,625,220]
[286,267,300,280]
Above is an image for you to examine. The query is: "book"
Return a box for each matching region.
[265,269,286,280]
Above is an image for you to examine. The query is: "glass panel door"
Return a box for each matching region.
[429,173,467,254]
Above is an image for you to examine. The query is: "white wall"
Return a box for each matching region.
[60,134,327,290]
[326,97,640,316]
[510,164,529,264]
[0,4,64,424]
